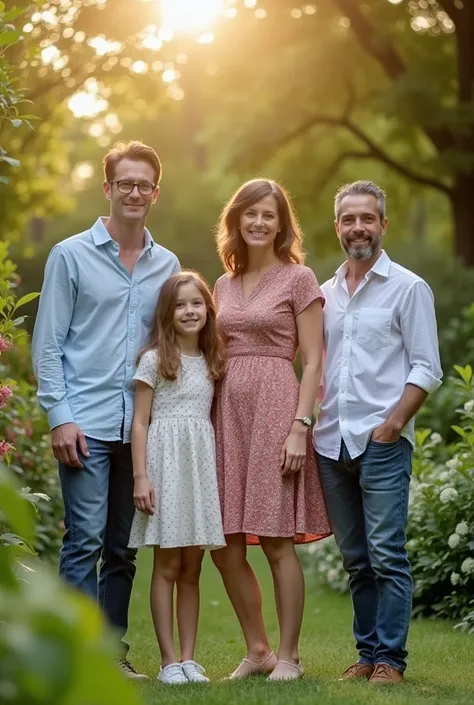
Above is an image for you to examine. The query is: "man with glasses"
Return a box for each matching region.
[32,141,180,679]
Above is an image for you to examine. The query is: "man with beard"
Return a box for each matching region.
[32,141,180,679]
[314,181,442,684]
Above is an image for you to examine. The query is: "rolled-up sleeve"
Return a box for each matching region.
[400,279,443,394]
[31,246,77,429]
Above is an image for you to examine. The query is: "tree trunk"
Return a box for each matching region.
[451,174,474,267]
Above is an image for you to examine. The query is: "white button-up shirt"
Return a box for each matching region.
[314,250,442,460]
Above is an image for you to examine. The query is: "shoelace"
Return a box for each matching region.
[344,663,369,676]
[373,664,394,679]
[164,664,185,680]
[186,662,205,674]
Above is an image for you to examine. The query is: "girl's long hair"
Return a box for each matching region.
[138,270,225,381]
[216,178,305,274]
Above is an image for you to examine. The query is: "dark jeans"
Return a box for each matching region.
[317,438,413,672]
[58,437,137,656]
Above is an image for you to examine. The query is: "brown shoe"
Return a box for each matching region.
[338,663,374,680]
[369,663,404,685]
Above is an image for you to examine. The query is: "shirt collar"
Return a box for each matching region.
[91,217,155,251]
[333,249,391,285]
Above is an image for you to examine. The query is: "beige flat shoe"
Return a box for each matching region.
[227,651,277,679]
[268,659,304,681]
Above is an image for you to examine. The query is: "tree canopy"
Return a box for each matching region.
[1,0,473,264]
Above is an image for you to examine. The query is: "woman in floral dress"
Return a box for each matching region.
[212,179,331,681]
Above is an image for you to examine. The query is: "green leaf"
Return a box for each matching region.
[454,364,473,385]
[0,155,20,167]
[416,428,432,446]
[14,291,40,311]
[0,469,34,544]
[2,6,27,22]
[451,425,466,438]
[0,29,21,47]
[12,315,26,325]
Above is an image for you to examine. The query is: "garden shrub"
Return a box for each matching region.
[0,243,62,560]
[0,466,143,705]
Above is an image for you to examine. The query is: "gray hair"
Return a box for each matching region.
[334,180,386,221]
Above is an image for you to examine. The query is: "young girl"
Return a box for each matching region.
[128,271,226,685]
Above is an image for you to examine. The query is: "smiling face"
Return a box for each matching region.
[335,194,387,261]
[103,157,159,225]
[172,281,208,341]
[239,194,281,254]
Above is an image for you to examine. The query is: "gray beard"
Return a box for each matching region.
[342,235,382,261]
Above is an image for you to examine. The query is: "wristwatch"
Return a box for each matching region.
[294,416,312,427]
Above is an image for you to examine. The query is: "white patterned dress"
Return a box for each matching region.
[128,349,225,550]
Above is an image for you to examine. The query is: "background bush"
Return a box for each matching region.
[0,245,62,561]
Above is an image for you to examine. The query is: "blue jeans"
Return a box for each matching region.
[317,438,412,672]
[58,437,137,656]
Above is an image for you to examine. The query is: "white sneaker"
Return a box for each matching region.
[157,663,188,685]
[181,660,210,683]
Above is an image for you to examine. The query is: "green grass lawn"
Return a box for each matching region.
[128,549,474,704]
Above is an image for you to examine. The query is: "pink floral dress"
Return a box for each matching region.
[213,263,331,545]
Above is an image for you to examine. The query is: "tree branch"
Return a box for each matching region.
[313,150,370,192]
[269,114,451,195]
[332,0,456,153]
[333,0,405,80]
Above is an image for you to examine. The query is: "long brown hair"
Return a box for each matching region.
[139,271,225,381]
[216,179,304,274]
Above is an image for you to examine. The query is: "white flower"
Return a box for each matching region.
[448,533,461,549]
[464,400,474,413]
[451,572,461,586]
[456,521,469,537]
[439,471,450,482]
[327,568,340,583]
[440,487,459,504]
[446,458,460,471]
[430,432,442,445]
[461,558,474,575]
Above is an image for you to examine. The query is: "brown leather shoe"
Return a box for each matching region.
[338,663,374,680]
[369,663,404,685]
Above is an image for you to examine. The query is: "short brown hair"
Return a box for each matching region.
[138,270,225,382]
[103,140,162,185]
[216,179,304,274]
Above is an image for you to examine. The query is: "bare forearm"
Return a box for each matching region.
[295,362,322,420]
[131,422,148,480]
[386,383,428,431]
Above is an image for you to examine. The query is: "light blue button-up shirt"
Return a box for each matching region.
[32,217,180,443]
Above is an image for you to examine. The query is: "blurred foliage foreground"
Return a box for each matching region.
[0,244,141,705]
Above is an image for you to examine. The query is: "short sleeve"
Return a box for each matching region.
[291,265,325,316]
[213,274,227,308]
[133,349,158,389]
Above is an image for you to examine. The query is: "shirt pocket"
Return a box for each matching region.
[357,308,392,352]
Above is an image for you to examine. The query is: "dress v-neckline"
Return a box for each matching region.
[239,264,284,306]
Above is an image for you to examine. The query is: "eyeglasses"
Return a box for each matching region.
[109,180,156,196]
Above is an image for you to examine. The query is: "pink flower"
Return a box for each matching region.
[0,336,12,353]
[0,385,12,408]
[0,440,13,457]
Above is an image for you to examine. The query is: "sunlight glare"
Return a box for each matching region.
[160,0,224,34]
